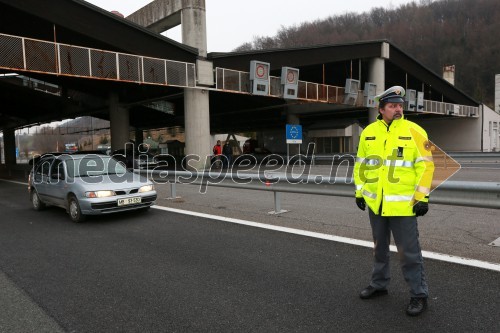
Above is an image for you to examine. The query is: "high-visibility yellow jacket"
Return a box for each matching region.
[354,115,434,216]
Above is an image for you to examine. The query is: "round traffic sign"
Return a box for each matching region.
[256,64,267,79]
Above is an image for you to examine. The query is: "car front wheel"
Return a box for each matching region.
[31,189,45,211]
[68,195,86,223]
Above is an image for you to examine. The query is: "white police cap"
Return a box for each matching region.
[375,86,406,103]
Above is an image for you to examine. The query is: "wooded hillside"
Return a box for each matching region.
[234,0,500,107]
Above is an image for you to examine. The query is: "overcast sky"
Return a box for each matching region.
[84,0,416,52]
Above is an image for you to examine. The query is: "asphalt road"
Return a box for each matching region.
[0,180,499,332]
[150,163,500,264]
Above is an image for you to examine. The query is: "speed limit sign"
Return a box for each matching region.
[256,64,267,79]
[250,61,269,80]
[281,67,299,99]
[250,60,270,96]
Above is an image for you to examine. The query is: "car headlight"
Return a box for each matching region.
[138,185,154,193]
[85,190,115,198]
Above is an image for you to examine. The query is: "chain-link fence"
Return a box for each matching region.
[0,32,196,88]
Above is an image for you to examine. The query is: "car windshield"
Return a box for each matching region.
[66,156,127,177]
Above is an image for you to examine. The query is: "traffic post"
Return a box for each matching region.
[286,124,303,164]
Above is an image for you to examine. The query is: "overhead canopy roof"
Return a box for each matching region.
[0,0,200,131]
[0,0,479,133]
[207,41,479,132]
[209,41,478,106]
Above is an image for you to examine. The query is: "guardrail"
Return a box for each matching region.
[449,153,500,162]
[1,164,498,211]
[147,170,500,213]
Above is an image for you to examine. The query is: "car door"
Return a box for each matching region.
[33,157,54,202]
[47,159,68,208]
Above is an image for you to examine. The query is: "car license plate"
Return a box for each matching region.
[117,197,142,206]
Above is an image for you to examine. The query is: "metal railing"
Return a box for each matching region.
[214,67,479,115]
[423,100,478,117]
[215,67,344,103]
[147,170,500,213]
[1,32,479,116]
[0,32,196,88]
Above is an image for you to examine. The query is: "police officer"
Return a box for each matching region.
[354,86,434,316]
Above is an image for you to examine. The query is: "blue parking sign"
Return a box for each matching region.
[286,124,302,144]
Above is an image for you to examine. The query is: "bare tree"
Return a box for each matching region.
[232,0,500,106]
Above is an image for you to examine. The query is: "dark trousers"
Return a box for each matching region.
[222,155,232,168]
[368,209,428,298]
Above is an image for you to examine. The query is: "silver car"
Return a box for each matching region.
[28,153,157,223]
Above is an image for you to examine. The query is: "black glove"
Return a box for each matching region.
[355,197,366,211]
[413,201,429,217]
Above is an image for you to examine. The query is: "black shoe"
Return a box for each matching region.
[406,297,427,316]
[359,285,388,299]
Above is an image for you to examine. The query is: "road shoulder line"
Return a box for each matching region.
[152,205,500,272]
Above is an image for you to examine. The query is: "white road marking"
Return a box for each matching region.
[152,205,500,272]
[2,179,498,272]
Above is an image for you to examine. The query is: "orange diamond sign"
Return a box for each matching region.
[410,127,461,195]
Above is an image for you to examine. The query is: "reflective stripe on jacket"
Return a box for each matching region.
[353,116,434,216]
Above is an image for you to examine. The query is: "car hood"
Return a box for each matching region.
[70,173,153,191]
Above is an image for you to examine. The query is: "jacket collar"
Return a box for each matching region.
[377,114,405,129]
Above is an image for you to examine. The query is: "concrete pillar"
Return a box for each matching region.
[368,57,385,123]
[3,128,17,165]
[127,0,208,56]
[184,89,211,169]
[181,1,208,57]
[182,1,210,170]
[109,94,130,152]
[352,123,362,152]
[127,0,211,169]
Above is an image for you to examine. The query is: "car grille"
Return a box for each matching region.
[114,188,140,195]
[91,195,157,210]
